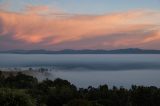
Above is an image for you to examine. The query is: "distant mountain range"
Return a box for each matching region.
[1,48,160,54]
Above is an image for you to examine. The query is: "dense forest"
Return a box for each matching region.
[0,71,160,106]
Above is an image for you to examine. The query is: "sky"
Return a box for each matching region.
[0,0,160,50]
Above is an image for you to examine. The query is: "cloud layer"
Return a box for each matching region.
[0,5,160,50]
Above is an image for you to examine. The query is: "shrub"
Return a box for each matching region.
[0,88,35,106]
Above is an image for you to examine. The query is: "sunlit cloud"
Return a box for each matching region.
[142,31,160,43]
[0,5,160,50]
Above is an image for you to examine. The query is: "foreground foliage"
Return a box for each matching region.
[0,71,160,106]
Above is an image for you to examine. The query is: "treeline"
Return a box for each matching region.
[0,71,160,106]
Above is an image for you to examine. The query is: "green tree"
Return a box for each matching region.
[0,71,5,87]
[0,88,35,106]
[5,72,38,89]
[66,99,92,106]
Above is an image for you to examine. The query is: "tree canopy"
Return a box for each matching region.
[0,71,160,106]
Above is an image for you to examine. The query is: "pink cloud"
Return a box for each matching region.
[142,31,160,43]
[0,6,160,49]
[24,5,65,16]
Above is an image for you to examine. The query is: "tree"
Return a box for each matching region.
[5,72,38,89]
[66,99,92,106]
[0,88,35,106]
[0,71,5,87]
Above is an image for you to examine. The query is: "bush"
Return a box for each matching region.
[66,99,92,106]
[5,72,38,89]
[0,88,35,106]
